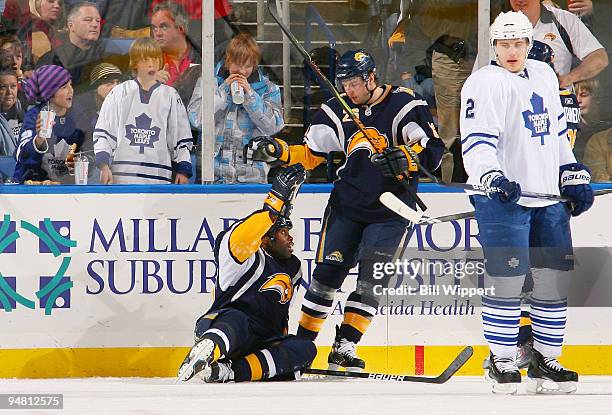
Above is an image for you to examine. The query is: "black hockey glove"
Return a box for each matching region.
[244,136,289,164]
[560,163,594,217]
[263,163,307,216]
[370,145,416,179]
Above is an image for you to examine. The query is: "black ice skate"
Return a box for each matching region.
[201,361,234,383]
[483,337,533,370]
[486,353,521,394]
[176,338,216,382]
[526,349,578,394]
[327,327,365,372]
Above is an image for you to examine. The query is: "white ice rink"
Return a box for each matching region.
[1,376,611,415]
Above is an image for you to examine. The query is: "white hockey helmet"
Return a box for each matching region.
[489,11,533,49]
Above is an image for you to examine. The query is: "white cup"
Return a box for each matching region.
[39,109,56,139]
[74,156,89,185]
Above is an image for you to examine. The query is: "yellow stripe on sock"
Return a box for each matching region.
[299,313,325,333]
[520,316,531,327]
[343,312,372,334]
[245,353,263,381]
[213,345,221,362]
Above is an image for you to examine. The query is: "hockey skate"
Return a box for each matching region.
[327,327,365,372]
[177,338,216,382]
[486,353,521,395]
[526,350,578,394]
[201,361,234,383]
[483,337,533,370]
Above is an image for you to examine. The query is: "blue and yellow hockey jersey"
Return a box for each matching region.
[284,85,444,222]
[207,211,302,337]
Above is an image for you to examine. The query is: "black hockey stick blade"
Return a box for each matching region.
[266,0,428,212]
[595,189,612,197]
[304,346,473,384]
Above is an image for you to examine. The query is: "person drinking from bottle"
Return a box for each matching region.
[186,32,284,183]
[13,65,85,184]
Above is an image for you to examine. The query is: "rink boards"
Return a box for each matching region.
[1,184,611,378]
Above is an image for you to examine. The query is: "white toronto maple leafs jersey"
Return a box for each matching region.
[460,60,576,208]
[94,80,193,184]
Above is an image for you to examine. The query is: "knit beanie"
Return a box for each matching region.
[24,65,72,103]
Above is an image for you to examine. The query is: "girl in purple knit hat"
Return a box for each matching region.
[13,64,85,183]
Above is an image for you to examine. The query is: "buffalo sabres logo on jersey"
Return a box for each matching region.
[259,273,294,304]
[522,93,550,145]
[347,127,388,156]
[126,113,161,153]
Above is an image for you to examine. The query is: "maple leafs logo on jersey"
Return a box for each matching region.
[126,113,161,154]
[521,93,550,145]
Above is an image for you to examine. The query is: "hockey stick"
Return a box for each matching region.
[266,0,427,212]
[304,346,473,384]
[400,145,578,201]
[381,188,612,225]
[381,192,474,224]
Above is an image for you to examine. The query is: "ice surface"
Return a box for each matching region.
[1,376,611,415]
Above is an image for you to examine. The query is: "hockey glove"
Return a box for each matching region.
[560,163,594,217]
[483,172,521,204]
[263,163,307,216]
[370,145,417,179]
[244,136,290,164]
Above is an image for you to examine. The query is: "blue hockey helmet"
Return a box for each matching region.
[336,50,376,86]
[266,215,293,239]
[528,40,555,69]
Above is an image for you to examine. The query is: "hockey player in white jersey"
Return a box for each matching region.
[94,38,193,184]
[461,11,594,394]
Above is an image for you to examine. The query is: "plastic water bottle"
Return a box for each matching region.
[230,81,245,105]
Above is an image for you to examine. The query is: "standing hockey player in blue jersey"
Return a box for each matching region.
[177,164,317,383]
[245,50,444,371]
[461,11,594,394]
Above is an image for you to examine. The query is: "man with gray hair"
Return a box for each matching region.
[37,1,112,93]
[151,1,201,86]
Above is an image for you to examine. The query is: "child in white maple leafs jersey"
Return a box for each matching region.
[93,38,193,184]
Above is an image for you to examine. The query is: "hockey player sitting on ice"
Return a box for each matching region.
[461,11,594,394]
[177,164,317,383]
[93,38,193,184]
[244,50,444,371]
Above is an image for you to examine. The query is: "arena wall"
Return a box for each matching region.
[1,184,611,378]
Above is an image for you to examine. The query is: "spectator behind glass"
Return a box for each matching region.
[37,1,109,94]
[0,69,23,155]
[583,126,612,182]
[0,35,31,84]
[93,38,193,185]
[574,78,611,162]
[14,65,85,183]
[509,0,607,89]
[149,0,237,61]
[151,1,201,87]
[72,62,121,183]
[187,33,284,184]
[0,69,26,148]
[1,0,64,63]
